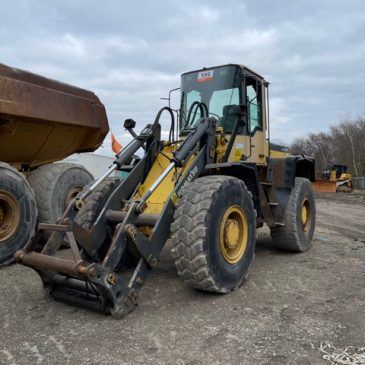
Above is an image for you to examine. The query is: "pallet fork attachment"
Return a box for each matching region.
[15,114,216,317]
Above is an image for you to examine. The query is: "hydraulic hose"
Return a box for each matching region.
[186,101,208,128]
[153,106,175,142]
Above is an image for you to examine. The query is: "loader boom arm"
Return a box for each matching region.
[15,113,218,317]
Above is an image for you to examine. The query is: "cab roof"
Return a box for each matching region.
[181,63,266,81]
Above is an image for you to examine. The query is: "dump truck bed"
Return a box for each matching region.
[0,64,109,167]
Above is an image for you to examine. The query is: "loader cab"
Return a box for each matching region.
[180,64,269,164]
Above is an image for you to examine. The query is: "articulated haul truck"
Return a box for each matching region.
[0,64,109,266]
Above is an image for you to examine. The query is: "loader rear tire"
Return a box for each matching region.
[0,162,37,266]
[270,177,315,252]
[170,176,256,293]
[28,163,93,226]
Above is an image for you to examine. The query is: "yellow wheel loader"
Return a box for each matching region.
[15,64,316,318]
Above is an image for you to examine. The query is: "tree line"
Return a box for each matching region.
[289,116,365,177]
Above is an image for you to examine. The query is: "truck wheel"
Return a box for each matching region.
[270,177,316,252]
[28,163,93,226]
[73,177,137,269]
[0,162,37,266]
[170,176,256,293]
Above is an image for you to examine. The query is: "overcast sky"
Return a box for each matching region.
[1,0,364,156]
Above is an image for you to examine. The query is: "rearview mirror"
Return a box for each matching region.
[124,118,136,129]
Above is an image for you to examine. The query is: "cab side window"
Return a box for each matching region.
[246,83,262,134]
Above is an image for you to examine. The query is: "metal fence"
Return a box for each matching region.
[353,177,365,190]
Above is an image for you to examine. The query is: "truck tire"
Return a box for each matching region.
[0,162,37,266]
[74,177,137,269]
[270,177,316,252]
[170,176,256,293]
[28,163,93,226]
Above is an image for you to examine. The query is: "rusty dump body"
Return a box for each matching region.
[0,64,109,168]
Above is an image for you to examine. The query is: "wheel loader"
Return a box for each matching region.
[15,64,316,318]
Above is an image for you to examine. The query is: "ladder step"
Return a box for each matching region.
[275,222,285,226]
[268,202,279,206]
[261,182,273,186]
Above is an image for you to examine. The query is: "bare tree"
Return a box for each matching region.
[289,116,365,177]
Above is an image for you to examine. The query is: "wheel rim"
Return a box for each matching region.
[301,198,311,233]
[0,191,20,242]
[219,205,248,264]
[64,186,83,209]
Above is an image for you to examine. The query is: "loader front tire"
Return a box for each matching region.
[74,177,138,269]
[74,177,120,259]
[170,176,256,293]
[0,162,37,266]
[270,177,316,252]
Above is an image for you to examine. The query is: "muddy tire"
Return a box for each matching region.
[74,177,137,269]
[0,162,37,266]
[74,177,119,257]
[170,176,256,293]
[271,177,316,252]
[28,163,93,225]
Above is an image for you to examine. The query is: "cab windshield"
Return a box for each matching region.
[180,65,242,131]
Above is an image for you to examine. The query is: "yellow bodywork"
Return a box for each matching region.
[135,126,271,223]
[133,145,175,215]
[226,132,268,165]
[133,144,195,216]
[270,149,290,158]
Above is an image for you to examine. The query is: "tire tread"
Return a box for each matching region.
[170,175,255,293]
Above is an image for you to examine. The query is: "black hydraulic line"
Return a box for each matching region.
[173,117,210,167]
[152,106,175,142]
[76,124,156,204]
[136,117,213,211]
[222,116,242,162]
[113,125,154,168]
[186,102,208,128]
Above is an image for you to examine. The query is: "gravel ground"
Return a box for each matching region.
[0,191,364,365]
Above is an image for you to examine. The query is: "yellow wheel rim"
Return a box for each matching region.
[219,205,248,264]
[301,198,311,233]
[0,191,20,242]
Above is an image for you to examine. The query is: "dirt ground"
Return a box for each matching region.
[0,192,364,365]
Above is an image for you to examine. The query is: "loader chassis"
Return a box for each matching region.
[15,64,316,317]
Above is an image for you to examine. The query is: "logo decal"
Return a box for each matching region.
[176,166,198,198]
[197,70,214,82]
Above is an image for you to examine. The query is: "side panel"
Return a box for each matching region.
[267,155,315,189]
[227,132,268,165]
[267,155,315,210]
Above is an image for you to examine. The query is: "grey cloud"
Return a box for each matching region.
[1,0,364,152]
